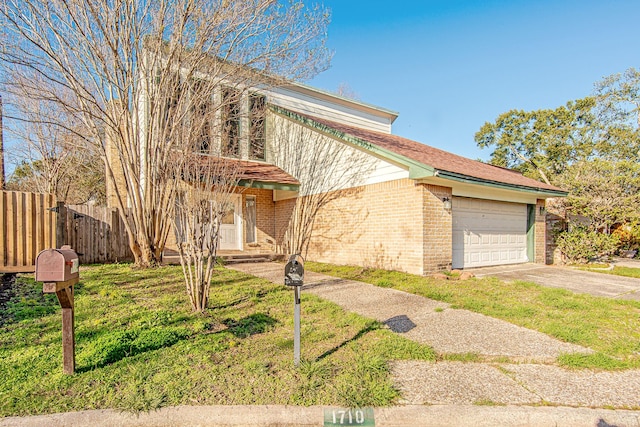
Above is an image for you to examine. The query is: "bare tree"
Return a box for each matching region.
[0,94,5,190]
[270,111,376,257]
[172,154,240,312]
[2,82,104,203]
[0,0,331,267]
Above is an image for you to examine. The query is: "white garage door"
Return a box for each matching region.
[452,197,529,269]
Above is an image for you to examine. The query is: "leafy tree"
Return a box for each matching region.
[554,159,640,233]
[476,67,640,259]
[475,97,603,184]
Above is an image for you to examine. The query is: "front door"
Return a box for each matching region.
[219,194,243,251]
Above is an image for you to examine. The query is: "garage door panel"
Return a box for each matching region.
[453,198,529,269]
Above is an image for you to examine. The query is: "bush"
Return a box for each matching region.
[612,223,640,253]
[555,227,620,263]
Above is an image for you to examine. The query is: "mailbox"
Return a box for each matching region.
[285,254,304,287]
[35,245,79,375]
[36,245,79,284]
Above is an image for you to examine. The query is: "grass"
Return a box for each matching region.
[0,264,436,417]
[580,266,640,279]
[304,262,640,370]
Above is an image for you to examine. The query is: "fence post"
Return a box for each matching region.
[56,202,66,249]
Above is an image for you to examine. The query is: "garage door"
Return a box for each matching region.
[452,197,529,269]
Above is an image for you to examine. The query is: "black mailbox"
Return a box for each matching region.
[284,254,304,287]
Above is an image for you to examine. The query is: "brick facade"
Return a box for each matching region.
[273,179,453,275]
[535,199,547,264]
[421,184,453,273]
[241,188,277,253]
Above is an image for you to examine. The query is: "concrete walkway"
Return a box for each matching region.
[230,262,640,410]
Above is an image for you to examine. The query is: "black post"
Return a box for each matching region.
[294,285,301,366]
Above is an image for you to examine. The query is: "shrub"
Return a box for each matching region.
[612,223,640,253]
[555,227,620,263]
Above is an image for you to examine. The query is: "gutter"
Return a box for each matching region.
[433,170,568,197]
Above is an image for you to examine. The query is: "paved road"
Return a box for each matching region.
[468,263,640,300]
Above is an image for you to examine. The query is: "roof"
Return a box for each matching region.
[274,107,566,196]
[189,155,300,191]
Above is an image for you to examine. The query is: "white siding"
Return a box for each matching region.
[268,86,394,133]
[268,114,408,196]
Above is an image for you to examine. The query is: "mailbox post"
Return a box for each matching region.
[284,254,304,366]
[35,245,79,375]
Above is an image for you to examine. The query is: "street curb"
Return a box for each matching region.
[2,405,640,427]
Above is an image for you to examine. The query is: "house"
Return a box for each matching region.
[108,78,567,275]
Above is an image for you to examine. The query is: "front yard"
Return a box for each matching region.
[2,261,640,417]
[0,264,433,417]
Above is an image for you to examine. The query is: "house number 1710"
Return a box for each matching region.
[323,408,374,426]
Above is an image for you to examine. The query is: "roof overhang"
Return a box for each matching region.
[431,170,568,198]
[182,154,300,191]
[273,106,567,199]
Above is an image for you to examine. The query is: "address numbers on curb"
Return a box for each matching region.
[323,408,374,426]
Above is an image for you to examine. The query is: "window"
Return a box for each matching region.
[221,88,240,157]
[190,80,211,153]
[221,202,235,225]
[163,73,182,132]
[245,196,256,243]
[249,94,266,160]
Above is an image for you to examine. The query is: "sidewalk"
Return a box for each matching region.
[3,404,640,427]
[230,262,640,410]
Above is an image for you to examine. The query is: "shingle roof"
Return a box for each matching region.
[288,111,564,194]
[232,159,300,186]
[191,156,299,187]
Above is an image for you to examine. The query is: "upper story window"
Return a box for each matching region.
[191,80,212,154]
[249,94,266,160]
[221,88,241,158]
[161,79,267,161]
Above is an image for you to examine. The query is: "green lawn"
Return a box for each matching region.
[581,266,640,279]
[0,264,434,417]
[305,262,640,370]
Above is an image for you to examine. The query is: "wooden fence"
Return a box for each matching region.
[60,204,133,265]
[0,191,133,273]
[0,191,57,273]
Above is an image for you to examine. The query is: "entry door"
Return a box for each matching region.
[219,194,242,251]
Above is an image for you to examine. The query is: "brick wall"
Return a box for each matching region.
[421,184,453,273]
[535,199,547,264]
[241,188,276,253]
[274,178,456,275]
[274,197,296,254]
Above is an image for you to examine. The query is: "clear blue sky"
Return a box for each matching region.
[307,0,640,161]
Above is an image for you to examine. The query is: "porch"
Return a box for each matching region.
[162,158,299,265]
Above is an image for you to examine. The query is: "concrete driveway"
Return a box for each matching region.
[468,263,640,301]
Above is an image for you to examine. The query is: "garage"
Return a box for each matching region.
[452,197,530,269]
